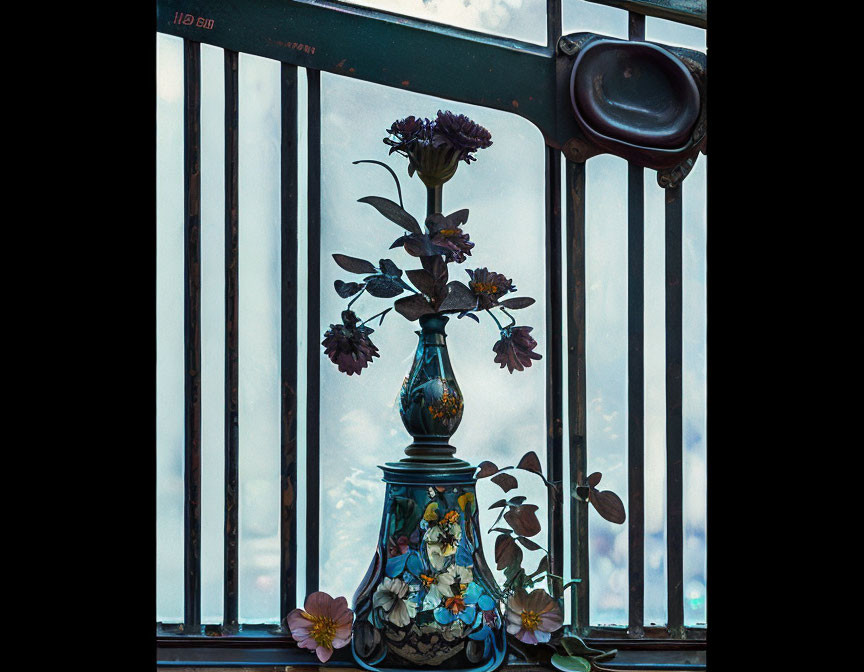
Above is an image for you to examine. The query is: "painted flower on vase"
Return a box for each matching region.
[424,513,462,570]
[373,577,418,627]
[505,588,564,644]
[433,565,483,626]
[285,592,354,663]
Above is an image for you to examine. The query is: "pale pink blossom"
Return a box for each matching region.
[285,591,354,662]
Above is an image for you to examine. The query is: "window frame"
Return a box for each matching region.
[155,0,708,667]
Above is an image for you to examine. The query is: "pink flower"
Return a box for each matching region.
[285,591,354,663]
[505,589,563,644]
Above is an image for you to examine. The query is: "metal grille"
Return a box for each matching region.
[157,0,707,665]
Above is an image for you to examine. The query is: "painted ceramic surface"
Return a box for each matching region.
[353,481,505,669]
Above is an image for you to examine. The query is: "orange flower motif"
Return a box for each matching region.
[441,510,460,526]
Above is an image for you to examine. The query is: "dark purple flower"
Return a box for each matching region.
[432,110,493,164]
[493,326,542,373]
[382,110,491,187]
[427,212,474,263]
[466,267,514,309]
[322,310,380,376]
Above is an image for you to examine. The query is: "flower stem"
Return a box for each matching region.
[360,307,392,327]
[485,309,504,332]
[427,185,443,217]
[347,286,367,310]
[499,307,517,328]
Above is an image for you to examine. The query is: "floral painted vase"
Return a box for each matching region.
[351,315,506,670]
[351,472,506,671]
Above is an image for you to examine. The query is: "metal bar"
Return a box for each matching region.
[183,37,202,633]
[547,0,562,49]
[565,160,589,633]
[155,0,557,142]
[545,147,564,605]
[585,0,707,28]
[222,47,240,634]
[627,9,646,641]
[305,68,322,595]
[665,184,684,638]
[280,62,300,626]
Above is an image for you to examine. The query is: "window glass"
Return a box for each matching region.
[156,31,185,623]
[238,52,282,623]
[585,154,628,626]
[563,0,628,38]
[643,173,667,627]
[317,72,549,603]
[682,156,706,626]
[646,16,706,51]
[200,42,227,624]
[341,0,547,46]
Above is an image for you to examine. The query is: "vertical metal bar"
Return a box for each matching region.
[547,0,562,50]
[565,160,589,634]
[280,62,300,625]
[183,38,202,633]
[305,68,322,595]
[223,48,240,634]
[627,11,646,641]
[545,147,564,605]
[665,184,685,638]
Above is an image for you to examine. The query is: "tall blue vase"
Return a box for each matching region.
[351,315,507,671]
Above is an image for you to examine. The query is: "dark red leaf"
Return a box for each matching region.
[491,472,519,492]
[507,496,527,506]
[587,472,602,488]
[495,533,523,571]
[333,254,377,275]
[488,499,507,510]
[405,268,437,297]
[334,280,364,298]
[439,281,478,312]
[420,254,448,285]
[588,489,626,524]
[504,504,542,537]
[499,296,536,310]
[529,554,549,578]
[357,196,422,234]
[516,451,543,476]
[476,461,499,478]
[394,294,435,321]
[515,536,542,551]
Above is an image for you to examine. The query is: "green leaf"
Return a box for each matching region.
[358,196,422,234]
[550,654,592,672]
[560,635,606,658]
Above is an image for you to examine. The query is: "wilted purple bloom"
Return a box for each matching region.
[493,326,542,373]
[427,213,474,263]
[383,115,431,156]
[466,267,514,309]
[432,110,493,164]
[322,310,380,376]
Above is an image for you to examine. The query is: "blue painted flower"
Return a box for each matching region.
[433,566,483,626]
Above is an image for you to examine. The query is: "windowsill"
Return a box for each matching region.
[157,625,706,670]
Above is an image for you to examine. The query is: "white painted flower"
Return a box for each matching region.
[435,564,473,598]
[372,577,417,627]
[424,519,462,570]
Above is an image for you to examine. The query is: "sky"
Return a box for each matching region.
[156,0,707,629]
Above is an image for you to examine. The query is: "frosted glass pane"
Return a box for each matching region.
[646,17,706,51]
[643,174,666,627]
[343,0,547,46]
[238,52,282,623]
[682,157,706,626]
[585,154,628,626]
[317,72,548,603]
[200,43,226,625]
[156,31,185,624]
[563,0,628,38]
